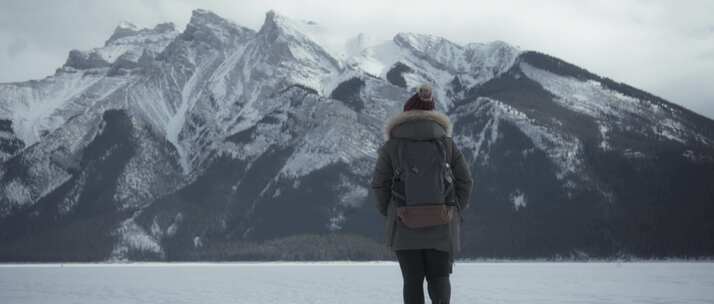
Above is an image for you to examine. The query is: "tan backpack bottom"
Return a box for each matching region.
[397,205,455,228]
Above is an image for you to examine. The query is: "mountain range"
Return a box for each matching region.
[0,9,712,261]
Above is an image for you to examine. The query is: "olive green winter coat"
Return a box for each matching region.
[371,110,473,256]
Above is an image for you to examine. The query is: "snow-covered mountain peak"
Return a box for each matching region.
[153,22,176,33]
[344,33,377,58]
[393,32,519,75]
[188,9,232,27]
[257,10,287,40]
[259,10,351,63]
[259,10,318,39]
[62,21,179,70]
[106,22,176,45]
[464,40,519,59]
[252,10,343,95]
[393,32,458,52]
[181,9,253,47]
[466,40,512,49]
[117,21,138,29]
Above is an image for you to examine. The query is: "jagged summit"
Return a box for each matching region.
[258,10,319,42]
[257,10,284,41]
[107,21,140,42]
[180,9,253,47]
[394,32,453,48]
[466,40,513,49]
[117,21,139,30]
[188,8,233,27]
[153,22,176,33]
[61,21,180,70]
[259,10,349,62]
[106,22,176,45]
[254,9,342,93]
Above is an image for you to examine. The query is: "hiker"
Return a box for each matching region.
[371,84,473,304]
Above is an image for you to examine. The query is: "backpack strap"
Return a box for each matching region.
[445,136,453,164]
[434,136,447,164]
[439,136,461,213]
[391,140,407,207]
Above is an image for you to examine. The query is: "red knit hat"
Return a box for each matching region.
[403,95,435,111]
[403,84,435,111]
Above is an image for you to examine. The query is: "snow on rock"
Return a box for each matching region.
[183,9,254,48]
[110,216,165,261]
[520,62,642,119]
[70,21,178,68]
[510,190,527,211]
[681,150,713,163]
[347,39,404,78]
[266,11,349,63]
[268,88,382,179]
[193,236,203,248]
[453,97,584,180]
[344,33,377,59]
[0,73,103,145]
[520,62,709,146]
[653,118,687,144]
[3,180,32,208]
[112,115,183,210]
[351,33,520,110]
[327,205,346,232]
[335,174,368,208]
[150,217,163,239]
[165,53,220,173]
[281,119,378,178]
[57,173,85,215]
[120,9,520,181]
[279,110,362,178]
[258,10,343,94]
[623,149,648,159]
[599,124,611,151]
[107,21,140,42]
[166,212,184,237]
[453,106,501,166]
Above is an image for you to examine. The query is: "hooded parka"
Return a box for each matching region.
[371,110,473,258]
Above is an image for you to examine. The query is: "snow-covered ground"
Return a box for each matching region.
[1,262,712,303]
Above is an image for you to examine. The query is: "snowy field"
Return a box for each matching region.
[1,262,713,304]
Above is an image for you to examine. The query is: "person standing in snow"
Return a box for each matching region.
[371,84,473,304]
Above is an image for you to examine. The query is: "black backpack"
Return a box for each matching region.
[390,135,460,227]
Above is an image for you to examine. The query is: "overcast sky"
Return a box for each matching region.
[1,0,712,119]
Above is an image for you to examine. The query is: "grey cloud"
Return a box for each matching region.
[6,38,28,58]
[699,49,714,60]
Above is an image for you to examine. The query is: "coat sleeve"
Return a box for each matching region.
[370,143,392,217]
[450,141,473,210]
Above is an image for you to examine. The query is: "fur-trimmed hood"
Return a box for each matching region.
[383,110,452,140]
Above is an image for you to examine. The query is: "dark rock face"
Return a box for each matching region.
[386,62,413,88]
[0,119,24,160]
[0,110,136,261]
[451,54,714,258]
[331,77,365,112]
[64,50,111,69]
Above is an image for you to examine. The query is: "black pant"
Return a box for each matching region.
[395,249,452,304]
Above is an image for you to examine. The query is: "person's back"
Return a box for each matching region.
[371,84,473,304]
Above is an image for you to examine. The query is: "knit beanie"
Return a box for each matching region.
[403,84,435,111]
